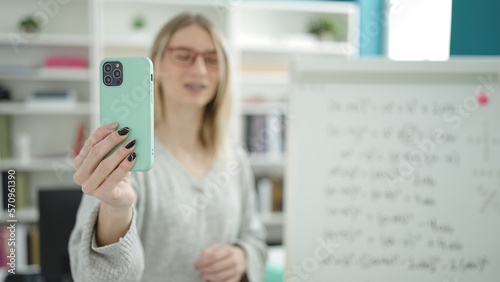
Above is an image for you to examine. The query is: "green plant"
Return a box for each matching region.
[307,17,339,38]
[132,15,146,30]
[19,16,40,33]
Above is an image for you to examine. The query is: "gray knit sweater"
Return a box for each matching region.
[68,137,268,281]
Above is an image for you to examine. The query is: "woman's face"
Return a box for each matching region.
[159,24,220,109]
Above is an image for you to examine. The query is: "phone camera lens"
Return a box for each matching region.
[104,75,112,85]
[104,63,112,72]
[113,69,121,78]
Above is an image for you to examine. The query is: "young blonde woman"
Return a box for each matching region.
[69,13,267,282]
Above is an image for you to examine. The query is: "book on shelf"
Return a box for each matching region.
[266,114,283,157]
[16,172,29,210]
[256,175,283,215]
[44,56,88,68]
[16,224,29,266]
[0,115,11,159]
[0,85,11,101]
[247,115,266,154]
[2,171,29,211]
[271,176,283,212]
[28,225,41,266]
[0,225,8,268]
[1,171,10,211]
[257,177,273,215]
[26,89,77,108]
[0,223,40,270]
[244,114,285,157]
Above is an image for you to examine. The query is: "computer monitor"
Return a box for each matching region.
[38,188,82,282]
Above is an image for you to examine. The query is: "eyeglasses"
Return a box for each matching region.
[164,47,219,70]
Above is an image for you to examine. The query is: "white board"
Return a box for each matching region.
[285,58,500,282]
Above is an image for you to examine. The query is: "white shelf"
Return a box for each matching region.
[238,41,354,56]
[260,212,284,226]
[240,71,290,85]
[249,154,285,165]
[0,156,75,172]
[249,154,285,175]
[0,102,91,115]
[293,56,500,75]
[240,1,357,14]
[261,213,284,243]
[0,34,89,47]
[0,68,89,81]
[235,1,359,58]
[0,208,38,223]
[241,101,287,115]
[104,35,152,49]
[103,0,215,6]
[239,71,290,101]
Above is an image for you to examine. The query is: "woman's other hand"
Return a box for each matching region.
[195,244,247,282]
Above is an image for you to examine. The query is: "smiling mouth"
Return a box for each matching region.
[185,84,206,90]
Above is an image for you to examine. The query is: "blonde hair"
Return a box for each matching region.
[149,13,232,159]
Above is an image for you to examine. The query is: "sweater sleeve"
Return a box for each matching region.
[68,173,145,282]
[234,148,269,282]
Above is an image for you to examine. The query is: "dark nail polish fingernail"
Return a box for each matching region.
[118,127,129,136]
[128,152,136,162]
[125,139,136,149]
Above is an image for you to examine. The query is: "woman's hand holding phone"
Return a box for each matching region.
[73,122,136,209]
[73,122,137,246]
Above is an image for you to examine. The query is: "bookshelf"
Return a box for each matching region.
[0,0,98,271]
[0,0,359,257]
[234,1,358,245]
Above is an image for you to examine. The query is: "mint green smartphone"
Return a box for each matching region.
[99,56,154,171]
